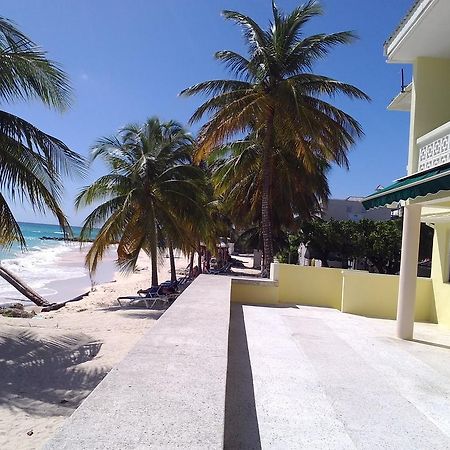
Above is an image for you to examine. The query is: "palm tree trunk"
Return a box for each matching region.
[150,245,159,287]
[189,251,195,278]
[149,204,159,287]
[261,110,275,278]
[197,241,202,274]
[205,250,211,272]
[0,264,50,307]
[168,241,177,283]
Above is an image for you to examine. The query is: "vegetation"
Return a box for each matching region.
[0,17,84,249]
[181,0,369,276]
[209,134,330,246]
[76,118,210,286]
[278,219,433,275]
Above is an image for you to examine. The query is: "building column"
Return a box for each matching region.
[397,204,422,340]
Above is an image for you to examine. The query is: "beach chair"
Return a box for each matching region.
[117,283,173,309]
[209,262,232,275]
[176,262,191,276]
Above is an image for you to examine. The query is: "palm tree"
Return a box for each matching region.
[0,17,84,248]
[181,0,369,276]
[210,132,330,235]
[76,118,209,287]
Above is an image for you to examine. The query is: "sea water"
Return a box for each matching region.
[0,222,111,305]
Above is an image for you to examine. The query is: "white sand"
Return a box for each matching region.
[0,252,190,450]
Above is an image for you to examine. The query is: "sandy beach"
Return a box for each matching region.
[0,252,190,450]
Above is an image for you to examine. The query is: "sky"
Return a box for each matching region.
[3,0,414,226]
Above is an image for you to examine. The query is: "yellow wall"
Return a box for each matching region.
[408,58,450,173]
[431,223,450,326]
[341,271,434,322]
[230,279,278,305]
[230,264,436,323]
[276,264,342,309]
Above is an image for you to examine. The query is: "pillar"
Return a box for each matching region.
[397,204,422,340]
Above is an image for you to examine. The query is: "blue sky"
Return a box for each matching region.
[3,0,413,225]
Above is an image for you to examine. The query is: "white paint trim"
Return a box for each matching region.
[386,0,435,61]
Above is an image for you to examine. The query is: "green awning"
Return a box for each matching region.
[363,163,450,210]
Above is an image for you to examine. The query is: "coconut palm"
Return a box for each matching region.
[181,0,369,276]
[0,17,84,248]
[76,118,209,287]
[210,132,330,234]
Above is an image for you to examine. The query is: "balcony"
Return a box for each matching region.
[417,120,450,172]
[387,82,412,112]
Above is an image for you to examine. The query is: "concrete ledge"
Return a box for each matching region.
[231,276,278,287]
[44,275,231,449]
[231,277,279,305]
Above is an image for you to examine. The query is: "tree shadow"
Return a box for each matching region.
[0,329,106,416]
[224,304,261,449]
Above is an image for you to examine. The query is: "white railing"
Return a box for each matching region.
[417,121,450,172]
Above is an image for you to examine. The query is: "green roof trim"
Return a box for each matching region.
[363,163,450,209]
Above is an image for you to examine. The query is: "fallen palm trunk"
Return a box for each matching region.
[0,263,50,307]
[0,264,91,312]
[41,292,90,312]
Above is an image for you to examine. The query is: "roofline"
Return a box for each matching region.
[383,0,433,59]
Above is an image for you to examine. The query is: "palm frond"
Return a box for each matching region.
[0,192,25,248]
[0,17,72,110]
[0,110,86,178]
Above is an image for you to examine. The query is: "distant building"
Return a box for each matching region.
[322,197,394,222]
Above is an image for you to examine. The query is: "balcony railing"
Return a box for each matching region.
[417,121,450,172]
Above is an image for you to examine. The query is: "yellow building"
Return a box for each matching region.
[363,0,450,339]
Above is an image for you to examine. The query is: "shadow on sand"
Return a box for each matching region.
[224,303,261,449]
[0,329,106,416]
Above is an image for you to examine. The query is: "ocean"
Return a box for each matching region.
[0,222,115,305]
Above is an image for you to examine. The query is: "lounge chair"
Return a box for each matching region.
[176,262,192,276]
[209,262,232,275]
[117,276,193,309]
[137,280,177,297]
[117,284,173,309]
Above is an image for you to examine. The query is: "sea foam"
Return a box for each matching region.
[0,243,87,304]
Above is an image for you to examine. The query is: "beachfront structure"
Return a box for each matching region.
[363,0,450,339]
[40,4,450,447]
[322,197,393,222]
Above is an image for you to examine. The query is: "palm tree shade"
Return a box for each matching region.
[181,0,369,276]
[0,17,85,248]
[76,118,210,287]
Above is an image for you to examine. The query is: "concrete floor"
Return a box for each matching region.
[225,304,450,450]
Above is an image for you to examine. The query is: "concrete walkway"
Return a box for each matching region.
[225,304,450,449]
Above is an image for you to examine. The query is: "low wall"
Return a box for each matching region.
[341,271,435,322]
[230,264,436,323]
[230,277,278,305]
[44,275,232,449]
[276,264,343,310]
